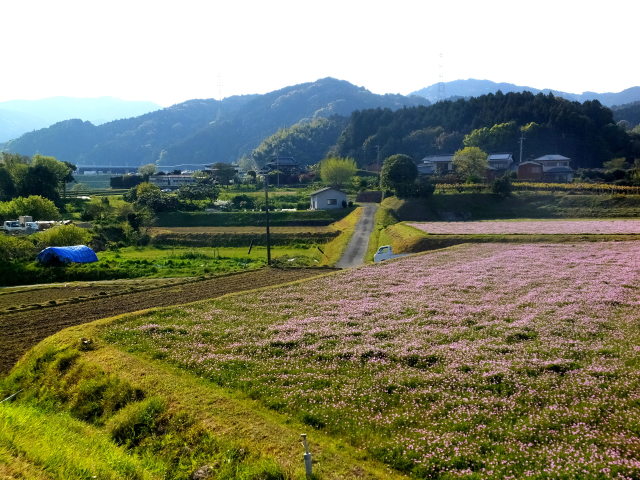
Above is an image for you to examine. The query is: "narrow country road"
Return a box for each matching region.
[336,203,378,269]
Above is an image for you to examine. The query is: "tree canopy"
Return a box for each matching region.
[333,92,632,168]
[319,157,357,187]
[380,154,418,198]
[0,153,75,204]
[453,147,488,181]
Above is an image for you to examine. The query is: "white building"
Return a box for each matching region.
[149,174,197,190]
[310,187,348,210]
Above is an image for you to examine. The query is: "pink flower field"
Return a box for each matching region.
[105,242,640,478]
[408,219,640,235]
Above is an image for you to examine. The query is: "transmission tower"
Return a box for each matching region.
[437,52,446,102]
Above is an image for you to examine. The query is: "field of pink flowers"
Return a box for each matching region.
[105,242,640,478]
[408,220,640,235]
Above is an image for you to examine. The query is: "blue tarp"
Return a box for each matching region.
[36,245,98,265]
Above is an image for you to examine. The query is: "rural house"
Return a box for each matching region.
[517,155,574,182]
[310,187,347,210]
[486,153,515,181]
[419,154,454,174]
[260,157,301,175]
[533,154,574,182]
[517,161,545,181]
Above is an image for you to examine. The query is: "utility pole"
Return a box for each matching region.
[519,133,525,164]
[264,174,272,265]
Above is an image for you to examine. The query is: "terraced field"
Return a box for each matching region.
[408,219,640,235]
[0,267,330,373]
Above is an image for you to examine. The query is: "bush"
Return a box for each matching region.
[33,224,93,248]
[492,175,513,198]
[0,235,37,262]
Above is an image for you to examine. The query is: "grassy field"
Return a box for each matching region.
[3,241,639,478]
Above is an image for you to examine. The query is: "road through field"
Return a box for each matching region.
[336,203,378,268]
[0,268,331,374]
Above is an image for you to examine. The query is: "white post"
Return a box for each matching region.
[300,433,313,478]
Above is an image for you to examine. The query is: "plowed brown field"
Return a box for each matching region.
[0,268,331,374]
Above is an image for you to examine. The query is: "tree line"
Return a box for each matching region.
[330,91,636,169]
[0,153,76,204]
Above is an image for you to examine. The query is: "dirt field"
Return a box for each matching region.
[0,278,185,312]
[149,226,336,234]
[0,268,332,374]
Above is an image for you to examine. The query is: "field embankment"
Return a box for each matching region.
[0,268,331,374]
[386,192,640,221]
[154,208,355,227]
[148,226,339,247]
[380,220,640,253]
[4,242,638,478]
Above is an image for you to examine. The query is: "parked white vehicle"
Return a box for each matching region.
[2,219,40,232]
[373,245,408,263]
[3,220,23,232]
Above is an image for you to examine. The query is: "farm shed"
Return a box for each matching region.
[36,245,98,265]
[310,187,347,210]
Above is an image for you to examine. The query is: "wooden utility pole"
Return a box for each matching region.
[264,175,272,265]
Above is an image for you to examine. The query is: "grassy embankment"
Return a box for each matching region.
[0,284,404,480]
[366,193,640,257]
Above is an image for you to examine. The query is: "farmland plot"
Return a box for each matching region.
[104,243,640,478]
[408,219,640,235]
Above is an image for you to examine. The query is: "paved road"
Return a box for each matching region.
[336,203,378,269]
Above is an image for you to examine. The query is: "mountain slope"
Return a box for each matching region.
[411,79,640,107]
[0,97,161,142]
[3,78,429,168]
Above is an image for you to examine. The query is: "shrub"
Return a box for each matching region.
[491,174,512,198]
[107,396,167,447]
[0,235,36,262]
[33,224,93,248]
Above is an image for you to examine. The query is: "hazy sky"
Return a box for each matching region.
[1,0,637,106]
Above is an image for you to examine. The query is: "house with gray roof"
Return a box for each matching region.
[310,187,347,210]
[533,154,574,182]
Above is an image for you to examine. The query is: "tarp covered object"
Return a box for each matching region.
[36,245,98,265]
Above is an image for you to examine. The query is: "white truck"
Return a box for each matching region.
[373,245,408,263]
[2,216,39,233]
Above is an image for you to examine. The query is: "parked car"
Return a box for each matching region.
[373,245,408,263]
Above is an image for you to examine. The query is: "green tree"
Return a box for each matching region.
[209,163,237,185]
[463,122,519,152]
[380,154,418,198]
[319,157,357,188]
[31,155,75,199]
[453,147,488,182]
[1,196,61,221]
[0,166,16,201]
[137,163,157,180]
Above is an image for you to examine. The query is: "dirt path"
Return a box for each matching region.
[336,203,378,269]
[0,268,332,374]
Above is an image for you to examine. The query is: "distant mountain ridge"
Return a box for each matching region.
[2,78,429,168]
[411,79,640,107]
[0,97,161,142]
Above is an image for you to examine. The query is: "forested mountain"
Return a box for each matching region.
[0,97,161,142]
[412,79,640,107]
[250,117,348,168]
[613,102,640,127]
[1,78,429,168]
[332,91,633,169]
